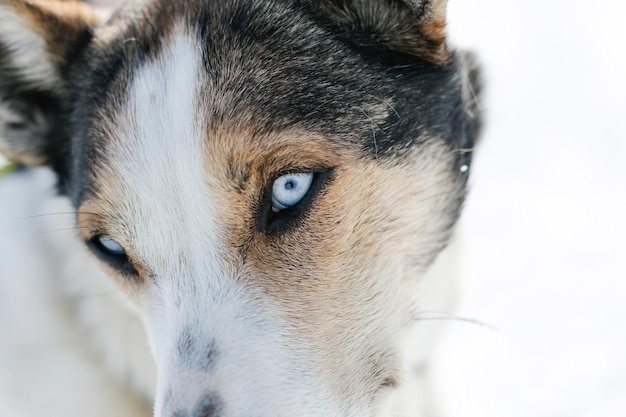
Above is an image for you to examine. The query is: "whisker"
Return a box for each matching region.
[357,106,384,159]
[17,211,102,221]
[414,188,461,205]
[65,290,122,303]
[449,147,475,155]
[411,311,496,331]
[390,63,421,70]
[40,226,92,235]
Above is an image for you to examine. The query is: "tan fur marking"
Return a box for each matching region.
[2,0,99,65]
[232,139,459,400]
[419,18,447,62]
[196,128,355,256]
[413,0,449,63]
[32,0,102,26]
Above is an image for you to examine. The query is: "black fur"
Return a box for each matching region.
[0,0,481,204]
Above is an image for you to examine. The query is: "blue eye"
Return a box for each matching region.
[88,234,137,274]
[271,173,314,211]
[93,235,126,257]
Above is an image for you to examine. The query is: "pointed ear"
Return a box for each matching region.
[0,0,103,166]
[302,0,448,63]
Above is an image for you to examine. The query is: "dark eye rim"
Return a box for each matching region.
[87,234,138,275]
[257,168,333,235]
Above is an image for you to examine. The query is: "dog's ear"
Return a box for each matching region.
[0,0,102,166]
[301,0,448,63]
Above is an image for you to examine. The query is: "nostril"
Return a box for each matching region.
[167,392,222,417]
[194,393,222,417]
[197,403,219,417]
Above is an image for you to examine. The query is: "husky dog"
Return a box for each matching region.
[0,0,481,416]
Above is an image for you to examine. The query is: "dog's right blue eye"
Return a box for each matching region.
[260,169,331,235]
[271,173,314,211]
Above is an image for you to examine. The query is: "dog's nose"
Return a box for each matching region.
[194,395,221,417]
[169,393,222,417]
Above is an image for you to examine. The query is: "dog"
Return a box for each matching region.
[0,0,481,416]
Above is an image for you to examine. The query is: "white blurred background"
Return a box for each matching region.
[433,1,626,416]
[1,0,625,416]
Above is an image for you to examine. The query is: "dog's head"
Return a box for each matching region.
[0,0,481,416]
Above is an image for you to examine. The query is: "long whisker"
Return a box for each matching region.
[357,105,383,159]
[449,147,475,155]
[40,226,93,235]
[414,187,462,206]
[17,211,103,221]
[411,311,496,331]
[65,290,122,303]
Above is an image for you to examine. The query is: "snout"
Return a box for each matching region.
[151,319,346,417]
[153,327,309,417]
[142,250,392,417]
[154,331,222,416]
[148,292,336,417]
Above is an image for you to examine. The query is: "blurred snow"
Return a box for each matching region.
[433,1,626,416]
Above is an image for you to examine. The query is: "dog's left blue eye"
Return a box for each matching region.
[95,235,126,256]
[271,173,314,211]
[88,234,137,274]
[91,235,126,258]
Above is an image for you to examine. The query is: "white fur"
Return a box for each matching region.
[99,25,339,417]
[0,5,58,88]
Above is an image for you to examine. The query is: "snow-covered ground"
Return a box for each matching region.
[433,1,626,416]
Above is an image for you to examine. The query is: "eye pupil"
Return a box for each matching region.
[284,180,295,190]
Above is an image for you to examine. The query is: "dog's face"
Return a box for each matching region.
[0,0,480,416]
